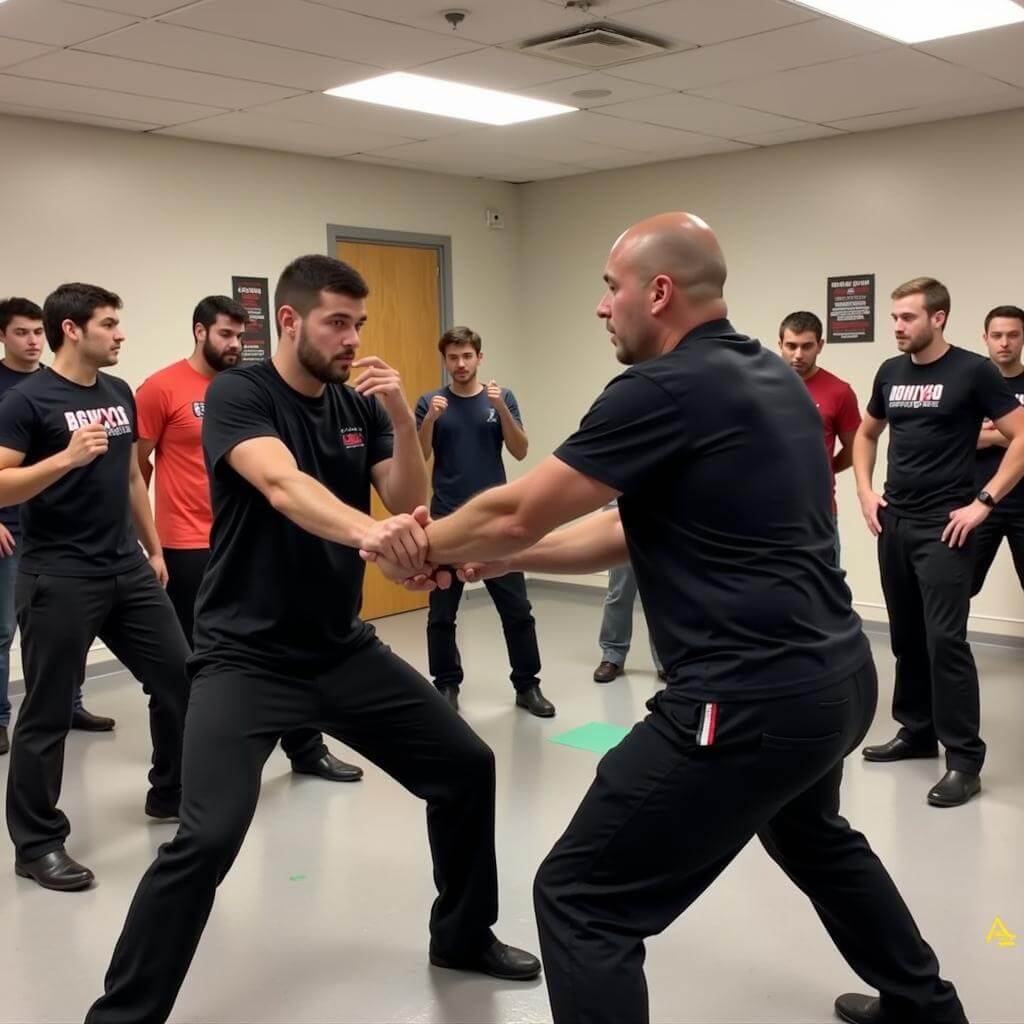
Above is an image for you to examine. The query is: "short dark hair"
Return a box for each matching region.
[193,295,248,337]
[439,326,481,356]
[778,311,822,343]
[43,282,122,352]
[273,255,369,337]
[891,277,950,326]
[984,304,1024,333]
[0,297,43,334]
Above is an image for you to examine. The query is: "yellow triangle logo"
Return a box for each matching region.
[986,917,1017,947]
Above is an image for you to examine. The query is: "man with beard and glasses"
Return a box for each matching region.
[367,214,967,1024]
[970,305,1024,596]
[87,255,539,1024]
[0,283,189,892]
[136,295,362,782]
[854,279,1024,807]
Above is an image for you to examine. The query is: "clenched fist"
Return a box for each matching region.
[64,422,108,469]
[425,394,448,422]
[485,380,503,408]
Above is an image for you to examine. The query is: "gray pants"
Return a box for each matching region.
[598,564,663,672]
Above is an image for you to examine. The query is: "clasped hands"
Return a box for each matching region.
[358,506,508,590]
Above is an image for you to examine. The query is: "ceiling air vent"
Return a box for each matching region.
[521,25,671,68]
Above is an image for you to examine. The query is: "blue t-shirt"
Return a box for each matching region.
[0,362,41,538]
[415,385,522,516]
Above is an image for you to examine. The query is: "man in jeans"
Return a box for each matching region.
[0,296,112,757]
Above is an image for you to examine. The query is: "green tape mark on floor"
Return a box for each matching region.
[289,874,307,881]
[549,722,630,755]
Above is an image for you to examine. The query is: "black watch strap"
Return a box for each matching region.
[977,490,996,509]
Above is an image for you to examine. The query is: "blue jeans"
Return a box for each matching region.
[598,564,663,672]
[0,550,83,727]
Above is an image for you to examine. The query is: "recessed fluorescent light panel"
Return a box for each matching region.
[325,72,577,126]
[793,0,1024,43]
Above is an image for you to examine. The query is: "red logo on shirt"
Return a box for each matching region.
[341,428,365,449]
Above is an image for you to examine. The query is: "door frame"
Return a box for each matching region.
[326,225,454,357]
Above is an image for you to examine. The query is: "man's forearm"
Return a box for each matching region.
[507,510,628,574]
[268,469,376,548]
[129,474,162,557]
[983,435,1024,502]
[978,427,1008,450]
[833,447,854,474]
[382,416,429,513]
[498,406,528,460]
[417,417,435,462]
[428,479,539,565]
[0,451,72,506]
[852,434,877,494]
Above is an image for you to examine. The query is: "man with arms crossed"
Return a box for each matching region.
[373,214,967,1024]
[0,283,188,892]
[854,279,1024,807]
[136,293,362,781]
[87,256,539,1024]
[779,309,861,565]
[970,305,1024,596]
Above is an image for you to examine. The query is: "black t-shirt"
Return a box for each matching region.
[0,367,143,576]
[191,360,394,676]
[555,319,868,702]
[974,370,1024,517]
[867,347,1020,522]
[0,362,40,538]
[415,385,522,516]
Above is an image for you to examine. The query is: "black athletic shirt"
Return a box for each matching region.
[867,347,1020,522]
[415,385,522,516]
[190,360,394,676]
[0,362,39,538]
[974,369,1024,517]
[555,319,869,701]
[0,367,143,576]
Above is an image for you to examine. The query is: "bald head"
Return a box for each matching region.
[611,212,727,304]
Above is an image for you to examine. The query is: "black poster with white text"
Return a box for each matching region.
[231,276,272,364]
[827,274,874,343]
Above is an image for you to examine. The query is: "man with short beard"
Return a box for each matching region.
[136,295,362,782]
[970,304,1024,596]
[854,279,1024,807]
[87,255,539,1024]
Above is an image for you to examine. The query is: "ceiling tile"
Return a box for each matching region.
[163,0,481,67]
[549,108,743,153]
[0,0,137,46]
[303,0,590,46]
[519,71,674,108]
[693,48,1021,123]
[0,36,52,71]
[0,99,159,131]
[77,22,383,91]
[67,0,196,14]
[731,122,846,145]
[605,18,892,91]
[249,93,475,140]
[0,72,224,124]
[826,92,1024,133]
[9,50,303,108]
[157,110,416,156]
[918,22,1024,90]
[597,92,808,137]
[612,0,817,46]
[412,46,580,90]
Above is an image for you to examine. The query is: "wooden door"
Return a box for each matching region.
[337,240,442,620]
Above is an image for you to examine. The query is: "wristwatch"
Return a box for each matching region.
[977,490,997,509]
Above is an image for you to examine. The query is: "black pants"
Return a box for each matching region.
[970,514,1024,596]
[163,548,326,764]
[7,563,189,862]
[534,662,966,1024]
[877,510,984,773]
[87,640,498,1024]
[427,572,541,693]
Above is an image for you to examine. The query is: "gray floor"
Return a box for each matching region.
[2,584,1022,1024]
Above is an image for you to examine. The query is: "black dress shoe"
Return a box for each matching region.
[862,736,938,762]
[431,939,542,981]
[15,848,95,892]
[835,993,882,1023]
[593,660,621,683]
[0,725,8,755]
[145,795,181,821]
[516,685,555,718]
[927,770,981,808]
[70,707,116,732]
[291,751,364,783]
[437,685,460,711]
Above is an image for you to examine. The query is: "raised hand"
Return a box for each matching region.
[353,357,409,419]
[426,394,448,421]
[485,380,503,408]
[64,422,109,469]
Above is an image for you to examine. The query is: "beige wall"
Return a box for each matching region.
[518,108,1024,638]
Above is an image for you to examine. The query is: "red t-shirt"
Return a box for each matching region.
[135,360,213,549]
[803,366,861,512]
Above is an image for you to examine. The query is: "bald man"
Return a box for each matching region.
[367,214,966,1024]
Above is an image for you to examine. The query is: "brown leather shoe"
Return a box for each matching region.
[593,661,621,684]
